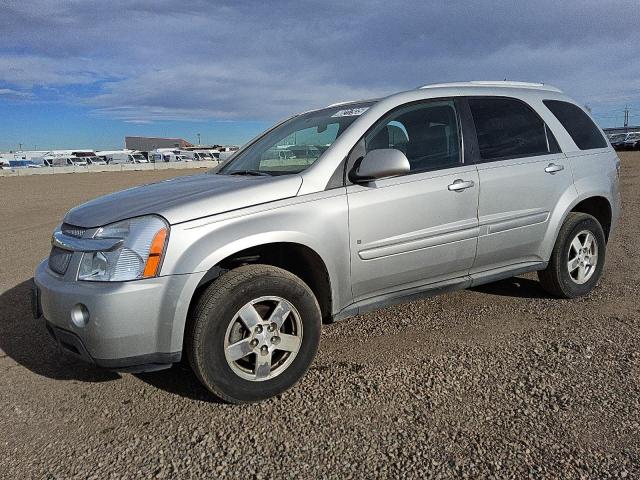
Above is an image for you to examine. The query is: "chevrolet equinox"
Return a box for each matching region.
[33,81,621,403]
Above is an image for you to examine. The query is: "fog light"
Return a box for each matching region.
[70,304,90,327]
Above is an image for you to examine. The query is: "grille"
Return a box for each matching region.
[48,224,86,275]
[61,223,87,238]
[48,246,73,275]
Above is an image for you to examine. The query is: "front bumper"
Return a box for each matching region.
[33,260,194,371]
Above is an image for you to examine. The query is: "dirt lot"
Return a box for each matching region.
[1,156,639,478]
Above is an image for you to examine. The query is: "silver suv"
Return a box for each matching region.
[33,81,621,403]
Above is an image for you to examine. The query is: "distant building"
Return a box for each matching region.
[603,126,640,135]
[125,136,194,151]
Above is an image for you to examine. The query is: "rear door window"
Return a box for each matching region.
[543,100,607,150]
[468,97,560,161]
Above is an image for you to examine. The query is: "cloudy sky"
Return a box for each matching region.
[0,0,638,150]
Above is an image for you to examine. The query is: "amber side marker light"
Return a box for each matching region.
[143,227,168,278]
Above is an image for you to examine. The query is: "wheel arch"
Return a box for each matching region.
[569,196,612,241]
[192,241,333,323]
[542,191,614,262]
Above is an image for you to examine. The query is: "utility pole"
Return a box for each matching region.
[18,143,23,151]
[197,133,201,146]
[624,105,629,131]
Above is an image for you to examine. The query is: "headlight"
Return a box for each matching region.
[78,216,169,281]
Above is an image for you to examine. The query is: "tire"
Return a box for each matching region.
[186,264,321,404]
[538,212,606,298]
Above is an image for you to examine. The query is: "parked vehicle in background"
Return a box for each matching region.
[608,133,628,150]
[622,132,640,150]
[149,152,163,163]
[48,156,88,167]
[86,156,107,165]
[34,81,620,404]
[7,160,42,168]
[132,152,148,163]
[191,150,215,161]
[176,149,196,161]
[16,156,48,167]
[48,157,64,167]
[183,147,225,161]
[218,146,240,161]
[68,157,88,166]
[95,150,148,164]
[149,149,188,162]
[71,151,98,160]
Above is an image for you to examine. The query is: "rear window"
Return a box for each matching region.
[468,97,560,161]
[543,100,607,150]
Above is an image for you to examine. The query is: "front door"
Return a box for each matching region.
[347,99,480,302]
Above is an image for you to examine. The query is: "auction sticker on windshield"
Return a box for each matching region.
[331,107,369,117]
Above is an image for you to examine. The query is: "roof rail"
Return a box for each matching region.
[325,97,380,108]
[326,100,357,108]
[418,81,563,93]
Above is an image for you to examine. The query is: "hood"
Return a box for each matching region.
[64,172,303,228]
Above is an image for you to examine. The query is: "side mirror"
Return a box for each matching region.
[349,148,410,183]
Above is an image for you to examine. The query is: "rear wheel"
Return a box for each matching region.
[186,264,321,403]
[538,212,606,298]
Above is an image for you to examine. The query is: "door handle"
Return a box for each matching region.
[448,179,475,192]
[545,163,564,174]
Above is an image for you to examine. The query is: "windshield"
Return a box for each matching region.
[627,133,640,140]
[133,154,146,160]
[219,102,375,175]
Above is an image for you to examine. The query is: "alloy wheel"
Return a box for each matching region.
[567,229,599,284]
[223,296,303,381]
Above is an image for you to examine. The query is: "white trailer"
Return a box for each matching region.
[149,149,189,162]
[96,150,148,164]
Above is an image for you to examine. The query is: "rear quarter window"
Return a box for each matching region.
[543,100,607,150]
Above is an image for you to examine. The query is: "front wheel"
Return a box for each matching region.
[186,265,321,403]
[538,212,606,298]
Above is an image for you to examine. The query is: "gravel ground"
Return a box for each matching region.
[1,155,639,478]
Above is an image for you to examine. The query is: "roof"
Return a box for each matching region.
[418,80,563,93]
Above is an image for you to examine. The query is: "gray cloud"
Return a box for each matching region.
[0,0,638,123]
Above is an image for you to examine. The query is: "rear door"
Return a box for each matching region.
[465,96,574,272]
[347,99,480,302]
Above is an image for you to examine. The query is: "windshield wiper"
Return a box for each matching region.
[226,170,271,176]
